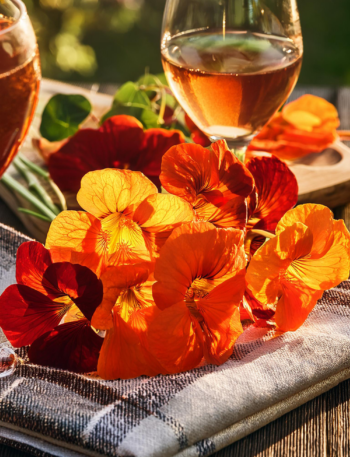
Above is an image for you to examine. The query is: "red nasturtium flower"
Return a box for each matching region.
[246,204,350,332]
[160,140,254,229]
[92,263,165,379]
[246,155,298,233]
[248,95,340,161]
[148,222,246,373]
[0,241,103,372]
[46,169,194,277]
[37,115,185,193]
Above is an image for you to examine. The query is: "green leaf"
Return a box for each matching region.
[113,81,151,109]
[40,94,92,141]
[140,109,160,129]
[102,81,158,127]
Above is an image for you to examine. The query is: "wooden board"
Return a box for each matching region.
[1,78,350,242]
[289,141,350,208]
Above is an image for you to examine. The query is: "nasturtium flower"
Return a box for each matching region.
[46,169,195,276]
[246,204,350,332]
[248,95,339,160]
[160,140,254,229]
[0,241,103,372]
[246,155,298,233]
[93,262,165,379]
[148,222,246,373]
[39,115,185,193]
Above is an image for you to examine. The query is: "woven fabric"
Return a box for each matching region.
[0,223,350,457]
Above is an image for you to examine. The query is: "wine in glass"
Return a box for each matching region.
[161,0,303,148]
[0,0,41,176]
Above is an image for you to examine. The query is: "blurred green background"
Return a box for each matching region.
[24,0,350,86]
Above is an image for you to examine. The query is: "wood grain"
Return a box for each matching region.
[214,380,350,456]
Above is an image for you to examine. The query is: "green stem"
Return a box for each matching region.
[1,174,57,221]
[18,155,49,179]
[48,179,67,211]
[18,208,51,222]
[13,158,60,216]
[18,155,67,211]
[249,229,276,239]
[157,87,167,126]
[244,229,275,255]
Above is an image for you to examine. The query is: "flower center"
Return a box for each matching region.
[284,253,312,284]
[101,212,145,256]
[53,295,74,317]
[184,277,215,321]
[115,286,148,322]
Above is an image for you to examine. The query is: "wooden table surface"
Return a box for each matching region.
[0,85,350,457]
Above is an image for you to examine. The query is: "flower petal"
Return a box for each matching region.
[48,115,145,193]
[28,319,103,373]
[247,223,313,305]
[277,204,334,258]
[199,271,245,365]
[42,263,103,321]
[282,95,339,130]
[134,193,195,231]
[286,219,350,290]
[148,302,203,374]
[194,194,247,229]
[135,128,185,187]
[46,211,108,277]
[0,285,67,347]
[246,156,298,232]
[274,281,324,332]
[77,169,157,219]
[16,241,52,296]
[134,193,195,253]
[97,310,162,379]
[160,143,220,203]
[211,140,254,199]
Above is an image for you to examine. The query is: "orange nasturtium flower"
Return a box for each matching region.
[148,222,246,374]
[246,204,350,332]
[160,140,254,229]
[92,263,165,380]
[248,95,340,161]
[46,169,194,276]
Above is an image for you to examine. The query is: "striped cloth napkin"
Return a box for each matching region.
[0,223,349,457]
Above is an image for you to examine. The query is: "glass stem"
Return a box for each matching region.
[223,138,252,163]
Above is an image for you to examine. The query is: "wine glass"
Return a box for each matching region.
[0,0,41,177]
[161,0,303,149]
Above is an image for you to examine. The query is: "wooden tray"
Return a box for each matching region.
[1,78,350,242]
[289,141,350,208]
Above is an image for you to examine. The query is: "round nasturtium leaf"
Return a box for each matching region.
[40,94,92,142]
